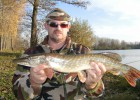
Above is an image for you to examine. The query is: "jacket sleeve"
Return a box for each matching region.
[12,46,45,100]
[84,80,104,98]
[12,65,42,100]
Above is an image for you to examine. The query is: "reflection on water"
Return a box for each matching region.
[94,49,140,70]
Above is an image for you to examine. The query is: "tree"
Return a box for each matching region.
[0,0,25,51]
[27,0,90,47]
[120,40,127,49]
[29,0,39,48]
[69,19,95,49]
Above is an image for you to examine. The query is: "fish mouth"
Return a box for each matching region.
[13,58,30,66]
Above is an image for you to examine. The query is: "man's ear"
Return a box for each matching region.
[44,23,48,29]
[68,24,71,29]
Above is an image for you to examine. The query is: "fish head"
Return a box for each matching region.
[13,54,47,67]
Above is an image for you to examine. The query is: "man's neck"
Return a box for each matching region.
[48,39,66,50]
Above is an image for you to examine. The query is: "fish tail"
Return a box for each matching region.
[122,66,140,87]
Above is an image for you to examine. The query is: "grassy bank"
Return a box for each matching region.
[102,73,140,100]
[0,52,140,100]
[0,52,21,100]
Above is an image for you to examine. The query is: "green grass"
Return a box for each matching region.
[0,52,21,100]
[102,73,140,100]
[0,52,140,100]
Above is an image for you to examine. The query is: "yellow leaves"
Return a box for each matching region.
[0,0,26,50]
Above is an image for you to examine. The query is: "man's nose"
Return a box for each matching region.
[56,25,62,30]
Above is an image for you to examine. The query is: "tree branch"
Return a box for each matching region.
[28,0,34,5]
[54,0,90,8]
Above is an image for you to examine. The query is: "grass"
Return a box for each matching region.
[0,52,140,100]
[0,52,21,100]
[102,73,140,100]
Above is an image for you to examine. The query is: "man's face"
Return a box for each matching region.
[45,20,71,43]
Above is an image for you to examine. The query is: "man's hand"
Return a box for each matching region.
[30,65,48,85]
[85,62,106,89]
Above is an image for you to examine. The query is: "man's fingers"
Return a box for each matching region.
[31,75,46,84]
[32,64,48,72]
[89,62,102,76]
[98,62,106,74]
[44,68,54,79]
[85,62,106,86]
[96,62,106,76]
[90,62,106,75]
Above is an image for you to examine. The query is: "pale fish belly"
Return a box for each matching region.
[48,56,91,73]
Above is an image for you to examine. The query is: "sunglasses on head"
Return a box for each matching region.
[48,22,69,28]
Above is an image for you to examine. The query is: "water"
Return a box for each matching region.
[93,49,140,70]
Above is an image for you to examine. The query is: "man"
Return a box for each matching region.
[12,8,106,100]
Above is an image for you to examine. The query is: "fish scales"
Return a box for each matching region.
[13,53,140,87]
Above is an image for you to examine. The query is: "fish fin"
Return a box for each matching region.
[122,67,140,87]
[108,68,121,75]
[65,73,77,83]
[98,52,122,62]
[44,68,54,79]
[78,71,87,83]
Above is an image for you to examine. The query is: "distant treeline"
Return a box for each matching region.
[94,37,140,50]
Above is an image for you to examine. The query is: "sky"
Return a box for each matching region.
[56,0,140,42]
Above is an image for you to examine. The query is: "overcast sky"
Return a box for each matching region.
[56,0,140,42]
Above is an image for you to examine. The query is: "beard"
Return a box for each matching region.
[49,30,65,43]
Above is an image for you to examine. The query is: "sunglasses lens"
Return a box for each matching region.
[49,22,58,28]
[60,24,68,28]
[49,22,68,28]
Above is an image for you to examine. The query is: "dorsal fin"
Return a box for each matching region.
[97,52,122,62]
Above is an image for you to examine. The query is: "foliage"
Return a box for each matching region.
[128,42,140,49]
[94,37,140,50]
[104,92,138,100]
[0,0,26,51]
[69,19,96,49]
[54,0,90,8]
[0,52,22,100]
[102,73,140,100]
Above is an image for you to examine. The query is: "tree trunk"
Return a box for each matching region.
[30,0,39,47]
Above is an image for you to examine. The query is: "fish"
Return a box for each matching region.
[13,53,140,87]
